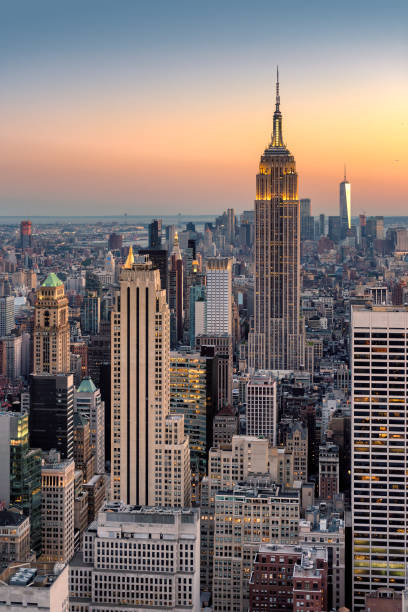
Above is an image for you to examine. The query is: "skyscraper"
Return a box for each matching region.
[20,220,32,249]
[29,373,74,460]
[248,71,304,371]
[111,252,190,507]
[339,167,351,239]
[0,411,42,553]
[351,305,408,609]
[75,378,105,474]
[33,273,70,375]
[41,458,75,563]
[205,257,232,336]
[168,234,184,347]
[246,372,277,445]
[0,296,15,336]
[80,290,100,335]
[148,218,162,249]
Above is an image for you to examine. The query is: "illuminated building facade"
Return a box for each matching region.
[339,168,351,239]
[248,71,304,371]
[170,351,208,479]
[0,411,42,553]
[351,306,408,609]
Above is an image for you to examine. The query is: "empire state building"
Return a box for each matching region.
[249,71,304,371]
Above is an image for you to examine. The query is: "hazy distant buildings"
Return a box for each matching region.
[339,169,351,239]
[249,72,304,371]
[20,220,32,249]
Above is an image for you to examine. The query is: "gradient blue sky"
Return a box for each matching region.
[1,0,407,216]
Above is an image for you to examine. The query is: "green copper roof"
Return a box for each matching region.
[77,378,97,393]
[41,272,63,287]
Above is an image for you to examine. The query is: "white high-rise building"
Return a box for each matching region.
[69,503,200,611]
[111,251,190,507]
[339,168,351,239]
[0,296,14,336]
[75,378,105,474]
[205,258,232,335]
[352,305,408,609]
[246,372,277,445]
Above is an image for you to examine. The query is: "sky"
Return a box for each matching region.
[0,0,407,216]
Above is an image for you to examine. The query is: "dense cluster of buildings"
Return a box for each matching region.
[0,74,406,612]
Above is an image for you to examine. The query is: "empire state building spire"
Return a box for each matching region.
[249,69,305,372]
[271,66,284,148]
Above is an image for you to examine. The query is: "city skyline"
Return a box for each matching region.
[1,0,407,216]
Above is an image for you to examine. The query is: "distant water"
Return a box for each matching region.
[0,214,217,227]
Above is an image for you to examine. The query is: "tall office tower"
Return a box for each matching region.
[226,208,235,244]
[351,305,408,609]
[197,335,233,410]
[300,198,311,217]
[205,257,232,335]
[75,378,105,474]
[41,458,75,563]
[189,285,206,347]
[80,291,100,335]
[0,334,22,382]
[20,220,32,249]
[139,248,168,291]
[248,72,304,371]
[168,235,184,347]
[339,167,351,239]
[108,231,122,251]
[328,215,342,243]
[148,218,162,248]
[319,213,325,236]
[29,373,74,460]
[33,273,70,375]
[246,372,278,445]
[170,351,209,491]
[111,253,190,507]
[0,296,14,336]
[0,411,42,553]
[213,480,300,611]
[69,503,200,610]
[359,213,367,242]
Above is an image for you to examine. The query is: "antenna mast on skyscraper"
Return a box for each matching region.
[276,66,280,110]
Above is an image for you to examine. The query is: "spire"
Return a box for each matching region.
[123,245,134,269]
[344,163,347,181]
[271,66,284,148]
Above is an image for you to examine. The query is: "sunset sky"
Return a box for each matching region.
[1,0,407,216]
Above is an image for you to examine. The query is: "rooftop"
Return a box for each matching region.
[77,377,97,393]
[41,272,63,287]
[0,509,27,527]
